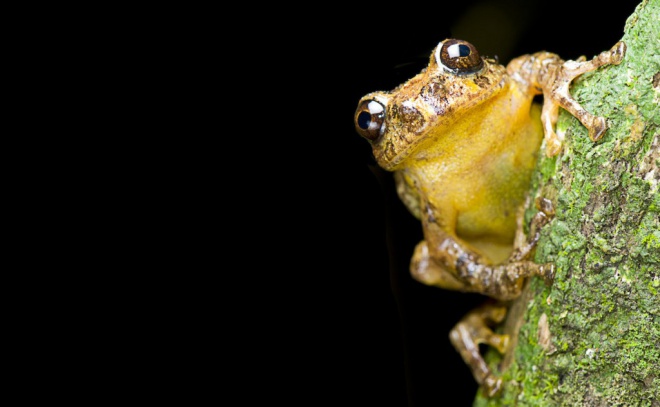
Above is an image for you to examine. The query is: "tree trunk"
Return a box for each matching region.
[474,0,660,405]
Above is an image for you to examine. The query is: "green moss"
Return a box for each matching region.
[474,0,659,405]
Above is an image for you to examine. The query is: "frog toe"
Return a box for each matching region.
[538,263,556,286]
[545,136,563,157]
[588,116,608,142]
[610,41,626,65]
[489,333,509,354]
[483,374,503,397]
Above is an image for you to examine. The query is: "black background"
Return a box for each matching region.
[270,1,642,405]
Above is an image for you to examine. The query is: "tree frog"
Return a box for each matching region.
[354,38,625,397]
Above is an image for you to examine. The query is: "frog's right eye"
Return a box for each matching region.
[355,100,385,141]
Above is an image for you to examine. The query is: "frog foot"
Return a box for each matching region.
[449,302,510,398]
[543,41,626,156]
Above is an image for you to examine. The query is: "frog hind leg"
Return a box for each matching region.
[409,246,509,397]
[449,301,509,397]
[543,41,626,156]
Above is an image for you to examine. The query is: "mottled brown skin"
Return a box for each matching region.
[355,38,625,397]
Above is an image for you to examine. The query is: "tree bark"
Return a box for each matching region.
[473,0,660,405]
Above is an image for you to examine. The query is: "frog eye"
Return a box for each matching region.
[437,39,483,74]
[354,99,385,141]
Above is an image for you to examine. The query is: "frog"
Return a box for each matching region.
[354,38,625,397]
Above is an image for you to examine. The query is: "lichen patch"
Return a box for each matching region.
[638,133,659,195]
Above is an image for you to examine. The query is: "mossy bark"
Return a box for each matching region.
[473,0,659,405]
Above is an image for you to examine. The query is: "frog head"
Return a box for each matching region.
[354,39,506,171]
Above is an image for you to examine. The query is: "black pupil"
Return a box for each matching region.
[458,44,470,57]
[357,111,371,129]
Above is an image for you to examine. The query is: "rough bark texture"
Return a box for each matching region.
[473,0,659,405]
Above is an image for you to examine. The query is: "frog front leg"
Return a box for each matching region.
[399,173,555,298]
[412,207,555,301]
[507,41,626,156]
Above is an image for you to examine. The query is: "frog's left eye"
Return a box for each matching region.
[437,39,483,74]
[354,100,385,141]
